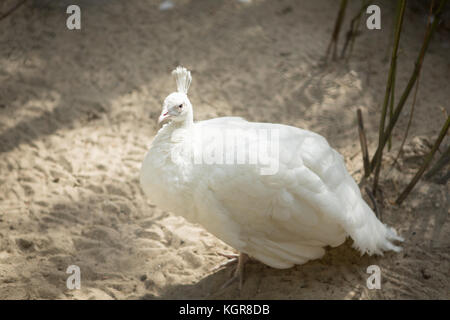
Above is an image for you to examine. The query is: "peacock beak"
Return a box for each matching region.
[158,110,171,124]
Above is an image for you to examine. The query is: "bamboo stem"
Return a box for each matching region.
[388,0,435,173]
[341,0,369,58]
[372,0,406,194]
[326,0,348,61]
[387,1,402,148]
[387,60,396,151]
[396,116,450,205]
[357,109,371,177]
[0,0,27,21]
[383,2,400,63]
[365,187,382,221]
[370,0,448,171]
[424,145,450,180]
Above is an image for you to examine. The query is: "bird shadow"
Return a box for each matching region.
[149,240,394,300]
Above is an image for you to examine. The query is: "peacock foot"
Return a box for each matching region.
[210,252,249,291]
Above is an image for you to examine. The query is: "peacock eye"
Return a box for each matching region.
[178,104,183,109]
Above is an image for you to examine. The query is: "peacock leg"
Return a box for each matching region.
[211,252,249,291]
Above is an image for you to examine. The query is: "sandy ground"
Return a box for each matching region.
[0,0,449,299]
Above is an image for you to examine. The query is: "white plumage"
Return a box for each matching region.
[140,66,403,271]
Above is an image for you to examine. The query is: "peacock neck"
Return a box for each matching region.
[162,117,193,137]
[151,115,195,156]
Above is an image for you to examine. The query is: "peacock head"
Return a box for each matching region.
[158,66,193,124]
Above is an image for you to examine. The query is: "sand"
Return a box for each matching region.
[0,0,449,299]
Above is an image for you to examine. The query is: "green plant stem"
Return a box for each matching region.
[341,0,369,58]
[372,0,406,194]
[370,0,448,172]
[396,116,450,205]
[357,109,371,177]
[326,0,348,60]
[387,0,435,173]
[0,0,27,21]
[388,60,396,151]
[424,145,450,180]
